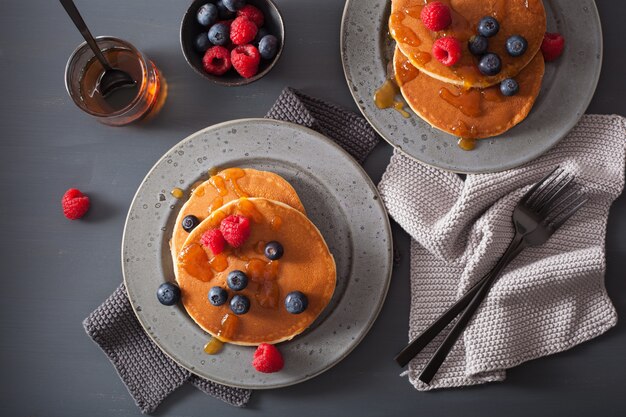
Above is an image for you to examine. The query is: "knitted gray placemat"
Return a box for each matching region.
[83,87,379,414]
[378,114,625,389]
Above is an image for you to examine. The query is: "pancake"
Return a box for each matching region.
[171,168,305,274]
[390,0,546,88]
[176,197,336,346]
[394,47,544,140]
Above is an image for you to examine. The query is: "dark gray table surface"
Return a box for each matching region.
[1,1,625,416]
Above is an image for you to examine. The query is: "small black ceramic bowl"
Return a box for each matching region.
[180,0,284,86]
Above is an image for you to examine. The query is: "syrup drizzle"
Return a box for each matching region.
[374,80,410,118]
[438,87,482,117]
[222,168,248,198]
[204,313,239,355]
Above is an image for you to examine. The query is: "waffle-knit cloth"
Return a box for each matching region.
[83,87,379,413]
[378,114,626,389]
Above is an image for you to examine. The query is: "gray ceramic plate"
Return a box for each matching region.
[341,0,602,173]
[122,118,393,389]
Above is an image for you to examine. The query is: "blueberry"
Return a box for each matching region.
[264,241,284,260]
[182,215,200,232]
[222,0,245,12]
[230,294,250,315]
[284,291,308,314]
[477,16,500,38]
[208,286,228,306]
[500,78,519,96]
[216,0,236,19]
[197,3,218,27]
[157,282,181,306]
[505,35,528,57]
[208,22,230,46]
[227,270,249,291]
[468,35,488,56]
[194,32,211,52]
[258,35,279,60]
[253,27,270,46]
[478,53,502,75]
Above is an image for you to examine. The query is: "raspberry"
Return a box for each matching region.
[432,37,461,66]
[200,229,226,255]
[62,188,90,220]
[237,5,264,27]
[420,2,452,31]
[202,46,232,75]
[231,44,261,78]
[252,343,284,373]
[219,215,251,247]
[541,32,565,62]
[230,16,258,45]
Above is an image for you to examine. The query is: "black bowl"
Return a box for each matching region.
[180,0,284,86]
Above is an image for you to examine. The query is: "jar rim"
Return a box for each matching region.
[64,36,148,118]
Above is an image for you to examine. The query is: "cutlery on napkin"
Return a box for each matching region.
[378,114,625,389]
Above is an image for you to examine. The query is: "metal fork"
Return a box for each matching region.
[393,167,588,384]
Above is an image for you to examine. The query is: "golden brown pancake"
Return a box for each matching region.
[394,47,544,139]
[390,0,546,88]
[176,197,336,346]
[171,168,305,274]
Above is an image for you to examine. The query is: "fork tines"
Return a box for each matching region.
[524,166,588,229]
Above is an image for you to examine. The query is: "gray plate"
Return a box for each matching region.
[341,0,602,173]
[122,119,393,389]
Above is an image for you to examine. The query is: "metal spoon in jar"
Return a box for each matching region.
[59,0,136,97]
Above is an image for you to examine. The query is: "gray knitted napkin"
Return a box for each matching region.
[378,114,626,389]
[83,87,379,414]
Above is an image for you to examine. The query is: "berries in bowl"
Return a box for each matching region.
[180,0,284,86]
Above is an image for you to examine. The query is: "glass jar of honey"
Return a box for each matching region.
[64,36,164,126]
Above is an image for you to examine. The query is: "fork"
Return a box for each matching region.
[393,167,588,384]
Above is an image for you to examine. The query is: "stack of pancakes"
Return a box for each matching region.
[389,0,547,144]
[171,168,336,346]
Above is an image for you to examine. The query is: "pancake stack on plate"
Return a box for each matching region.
[388,0,547,149]
[171,168,336,346]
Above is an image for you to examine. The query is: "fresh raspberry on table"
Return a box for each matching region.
[432,36,461,66]
[62,188,90,220]
[541,32,565,62]
[219,215,251,247]
[237,5,264,27]
[230,16,258,45]
[420,2,452,31]
[200,229,226,255]
[202,46,232,75]
[231,44,261,78]
[252,343,284,373]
